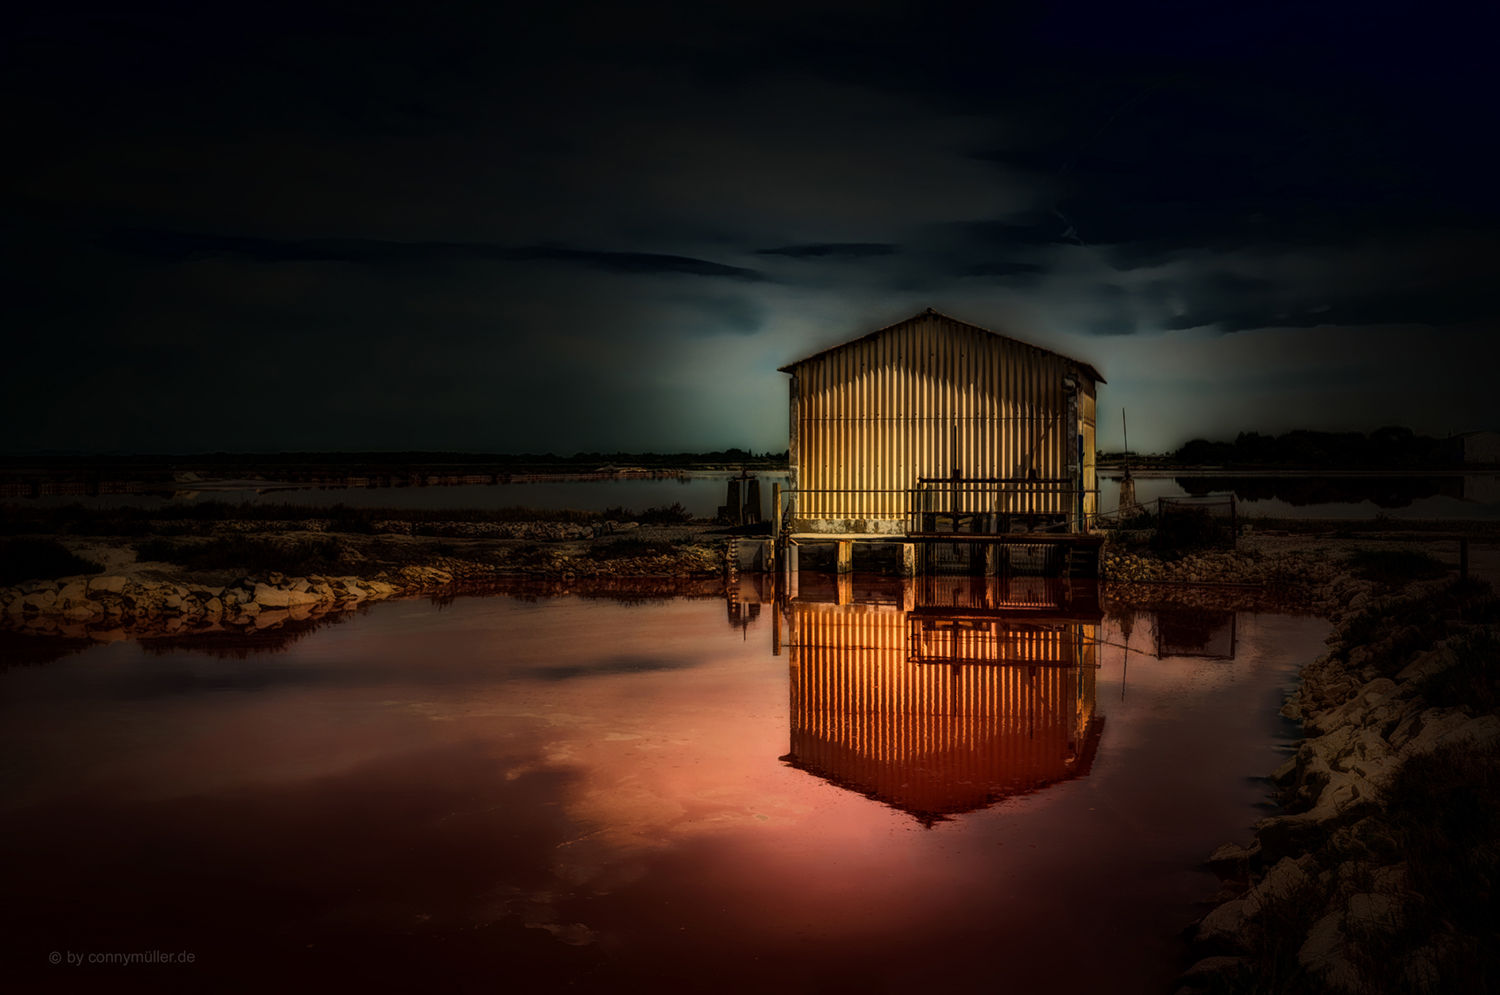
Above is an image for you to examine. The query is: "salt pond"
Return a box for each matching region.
[1,583,1328,992]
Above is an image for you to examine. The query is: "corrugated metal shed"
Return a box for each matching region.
[780,309,1103,532]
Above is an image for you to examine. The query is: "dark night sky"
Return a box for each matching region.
[4,0,1497,455]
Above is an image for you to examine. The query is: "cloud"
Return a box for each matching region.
[99,228,765,280]
[755,243,896,258]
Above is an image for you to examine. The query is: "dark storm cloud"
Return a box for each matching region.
[99,227,766,279]
[958,261,1046,279]
[755,243,897,258]
[3,0,1499,454]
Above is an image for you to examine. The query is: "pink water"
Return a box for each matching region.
[0,585,1327,993]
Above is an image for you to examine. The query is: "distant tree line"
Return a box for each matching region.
[1,449,791,473]
[1173,427,1445,467]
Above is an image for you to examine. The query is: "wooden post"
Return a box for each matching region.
[726,479,743,525]
[837,540,854,575]
[772,483,782,565]
[899,543,916,577]
[787,374,800,511]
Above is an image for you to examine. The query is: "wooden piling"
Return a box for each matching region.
[774,483,786,573]
[726,479,743,525]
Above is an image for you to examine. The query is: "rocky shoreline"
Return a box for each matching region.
[0,521,731,645]
[1176,573,1499,994]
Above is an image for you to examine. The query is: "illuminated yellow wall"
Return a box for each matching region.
[785,312,1102,523]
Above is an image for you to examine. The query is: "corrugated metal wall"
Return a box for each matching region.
[787,312,1099,522]
[785,602,1098,821]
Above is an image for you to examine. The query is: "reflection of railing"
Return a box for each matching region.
[1154,608,1238,660]
[907,618,1093,667]
[915,575,1102,616]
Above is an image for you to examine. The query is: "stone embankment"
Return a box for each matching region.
[1101,541,1374,618]
[0,522,728,642]
[1,566,460,643]
[1176,575,1500,994]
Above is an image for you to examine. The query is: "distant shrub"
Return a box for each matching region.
[0,501,605,536]
[586,539,678,561]
[0,538,103,585]
[1155,500,1236,551]
[1416,630,1500,714]
[1373,740,1500,990]
[134,537,351,576]
[638,502,693,525]
[1337,577,1499,677]
[1347,549,1449,589]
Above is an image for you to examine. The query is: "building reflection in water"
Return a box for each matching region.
[777,575,1104,826]
[1152,607,1237,660]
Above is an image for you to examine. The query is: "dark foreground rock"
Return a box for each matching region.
[1177,575,1500,995]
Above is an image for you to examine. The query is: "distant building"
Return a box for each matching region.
[779,308,1104,535]
[1444,431,1500,464]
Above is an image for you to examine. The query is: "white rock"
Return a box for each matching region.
[1179,956,1252,982]
[1299,912,1362,991]
[89,575,127,594]
[1396,647,1455,682]
[1346,893,1401,932]
[1248,855,1316,912]
[1436,714,1500,748]
[1399,709,1475,758]
[57,581,89,601]
[252,584,292,608]
[1194,899,1250,947]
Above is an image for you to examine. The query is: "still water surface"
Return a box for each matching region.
[1,584,1327,992]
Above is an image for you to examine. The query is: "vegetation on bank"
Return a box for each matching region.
[1344,549,1450,591]
[0,500,695,536]
[1211,739,1500,995]
[1334,577,1500,680]
[0,538,102,585]
[134,536,358,576]
[1194,574,1500,995]
[0,450,790,489]
[1171,427,1448,468]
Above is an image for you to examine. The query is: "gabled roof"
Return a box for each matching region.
[778,307,1106,384]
